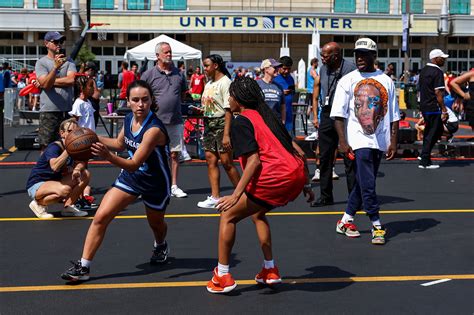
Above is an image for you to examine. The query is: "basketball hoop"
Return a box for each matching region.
[89,23,110,41]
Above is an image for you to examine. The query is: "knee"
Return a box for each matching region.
[82,170,91,183]
[59,185,72,198]
[221,160,234,171]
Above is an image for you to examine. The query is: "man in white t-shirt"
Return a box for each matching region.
[330,38,400,245]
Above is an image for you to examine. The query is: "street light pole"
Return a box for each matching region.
[403,0,411,84]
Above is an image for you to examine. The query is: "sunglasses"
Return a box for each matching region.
[49,39,64,45]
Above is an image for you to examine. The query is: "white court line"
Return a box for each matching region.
[420,279,452,286]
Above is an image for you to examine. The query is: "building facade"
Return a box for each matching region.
[1,0,474,76]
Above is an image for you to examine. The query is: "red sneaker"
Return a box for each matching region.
[206,268,237,294]
[84,195,96,204]
[255,266,282,285]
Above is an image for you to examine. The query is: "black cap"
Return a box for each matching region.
[85,61,97,71]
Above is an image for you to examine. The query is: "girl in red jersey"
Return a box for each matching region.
[207,76,315,294]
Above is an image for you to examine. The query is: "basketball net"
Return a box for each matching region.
[90,23,110,41]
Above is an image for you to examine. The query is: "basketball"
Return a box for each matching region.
[65,127,99,161]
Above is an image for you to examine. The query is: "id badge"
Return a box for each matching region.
[324,96,330,106]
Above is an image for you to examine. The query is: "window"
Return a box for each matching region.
[343,49,353,58]
[0,0,23,7]
[128,0,150,10]
[0,46,12,54]
[26,46,37,55]
[12,32,23,40]
[402,0,423,14]
[450,0,470,15]
[127,33,151,41]
[91,0,114,9]
[411,49,421,58]
[13,46,24,54]
[368,0,389,13]
[163,0,186,10]
[448,50,458,58]
[410,36,422,44]
[459,50,468,58]
[91,47,102,55]
[389,49,399,58]
[39,46,47,55]
[103,47,114,55]
[91,32,113,41]
[334,0,355,13]
[0,32,23,40]
[375,36,388,44]
[37,0,61,8]
[470,50,474,59]
[378,49,388,58]
[116,47,126,55]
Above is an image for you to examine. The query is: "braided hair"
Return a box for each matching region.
[229,76,295,155]
[74,75,90,99]
[205,54,231,79]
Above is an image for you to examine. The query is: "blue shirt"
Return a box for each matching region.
[273,74,295,126]
[257,79,284,119]
[26,142,73,189]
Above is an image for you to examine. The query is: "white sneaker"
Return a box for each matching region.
[29,200,53,219]
[305,131,319,141]
[418,164,440,169]
[171,185,188,198]
[312,169,320,182]
[179,152,192,163]
[197,196,219,209]
[332,167,339,180]
[61,205,88,217]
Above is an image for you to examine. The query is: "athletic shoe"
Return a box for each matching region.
[336,220,361,238]
[29,200,53,219]
[75,198,98,211]
[332,167,339,180]
[83,195,97,206]
[150,241,169,264]
[61,260,90,281]
[61,205,88,217]
[255,266,282,285]
[371,226,386,245]
[304,131,318,141]
[206,267,237,294]
[418,164,440,169]
[171,185,188,198]
[197,196,219,209]
[179,152,192,163]
[311,169,320,182]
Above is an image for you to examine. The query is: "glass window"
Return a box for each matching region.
[458,37,469,44]
[128,33,139,41]
[116,47,126,55]
[410,36,422,44]
[39,46,47,55]
[26,46,37,55]
[411,49,421,58]
[0,46,12,54]
[12,32,24,40]
[458,50,468,58]
[38,0,61,8]
[448,50,458,58]
[0,0,23,7]
[103,47,114,55]
[448,37,458,44]
[402,0,423,14]
[389,49,399,58]
[368,0,389,13]
[91,0,114,9]
[343,49,353,58]
[470,50,474,58]
[163,0,186,10]
[378,49,388,58]
[334,0,355,13]
[447,61,457,72]
[91,47,102,55]
[128,0,150,10]
[376,36,388,44]
[450,0,470,15]
[13,46,24,54]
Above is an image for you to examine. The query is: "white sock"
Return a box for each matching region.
[341,213,354,223]
[80,258,91,268]
[372,220,382,228]
[217,263,229,276]
[264,259,274,269]
[171,185,177,189]
[154,240,166,248]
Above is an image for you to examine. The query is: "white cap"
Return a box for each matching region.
[354,38,377,52]
[429,49,449,60]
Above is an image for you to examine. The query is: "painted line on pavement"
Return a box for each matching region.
[1,209,473,222]
[0,146,17,161]
[420,279,452,287]
[0,274,472,293]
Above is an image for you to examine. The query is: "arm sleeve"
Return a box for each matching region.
[67,61,77,74]
[231,116,258,158]
[69,99,83,117]
[330,79,350,119]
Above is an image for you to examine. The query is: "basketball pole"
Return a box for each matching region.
[70,0,91,61]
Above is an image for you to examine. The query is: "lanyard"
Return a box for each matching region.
[326,59,344,103]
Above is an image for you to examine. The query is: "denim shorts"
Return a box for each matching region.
[27,181,45,200]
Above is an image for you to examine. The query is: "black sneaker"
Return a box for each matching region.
[75,198,98,211]
[61,260,90,281]
[150,241,169,264]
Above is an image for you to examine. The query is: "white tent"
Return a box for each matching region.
[124,34,202,61]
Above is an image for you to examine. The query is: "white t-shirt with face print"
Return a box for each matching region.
[330,69,400,152]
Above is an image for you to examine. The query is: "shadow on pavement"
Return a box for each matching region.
[385,218,441,239]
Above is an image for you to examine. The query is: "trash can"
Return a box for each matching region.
[404,83,418,109]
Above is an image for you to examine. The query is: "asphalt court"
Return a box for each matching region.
[1,160,473,314]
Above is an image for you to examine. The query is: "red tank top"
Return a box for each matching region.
[239,109,305,207]
[119,70,136,99]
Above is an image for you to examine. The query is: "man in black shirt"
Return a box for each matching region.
[311,42,357,207]
[418,49,449,169]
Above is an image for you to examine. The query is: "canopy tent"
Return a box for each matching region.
[124,34,202,61]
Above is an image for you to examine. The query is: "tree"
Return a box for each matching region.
[75,45,96,65]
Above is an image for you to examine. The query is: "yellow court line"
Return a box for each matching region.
[0,146,16,161]
[1,209,474,222]
[1,274,473,293]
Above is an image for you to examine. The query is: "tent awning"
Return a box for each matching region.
[124,34,202,61]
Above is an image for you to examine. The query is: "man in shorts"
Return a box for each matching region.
[142,42,188,198]
[35,31,76,150]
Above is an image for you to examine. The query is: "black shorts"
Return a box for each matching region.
[245,192,275,211]
[445,122,459,135]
